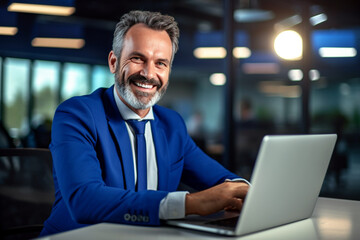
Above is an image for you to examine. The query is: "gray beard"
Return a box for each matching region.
[115,72,167,110]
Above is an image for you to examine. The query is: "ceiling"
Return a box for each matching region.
[69,0,360,30]
[1,0,360,80]
[2,0,360,34]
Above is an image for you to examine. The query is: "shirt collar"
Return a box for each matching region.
[113,86,154,121]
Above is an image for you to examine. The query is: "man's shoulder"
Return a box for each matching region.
[153,105,182,120]
[152,105,186,130]
[58,87,110,110]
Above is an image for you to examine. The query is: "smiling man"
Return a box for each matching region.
[40,10,249,236]
[110,23,171,117]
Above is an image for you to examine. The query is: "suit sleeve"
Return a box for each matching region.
[50,97,168,226]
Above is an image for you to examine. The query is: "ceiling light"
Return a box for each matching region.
[232,47,251,58]
[0,7,18,35]
[242,63,280,74]
[193,47,227,59]
[234,9,274,23]
[274,30,303,60]
[0,26,18,35]
[319,47,357,58]
[288,69,303,81]
[274,15,302,31]
[31,21,84,49]
[309,69,320,81]
[259,81,301,98]
[209,73,226,86]
[310,13,327,26]
[8,3,75,16]
[31,37,85,49]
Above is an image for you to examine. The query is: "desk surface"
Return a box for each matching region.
[37,197,360,240]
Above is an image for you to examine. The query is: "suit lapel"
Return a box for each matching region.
[104,86,135,190]
[151,114,170,191]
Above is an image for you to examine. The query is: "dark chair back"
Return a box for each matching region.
[0,148,54,239]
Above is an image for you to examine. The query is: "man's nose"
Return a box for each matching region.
[140,62,156,80]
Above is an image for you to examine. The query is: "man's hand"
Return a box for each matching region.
[185,181,249,216]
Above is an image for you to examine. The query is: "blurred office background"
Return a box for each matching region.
[0,0,360,212]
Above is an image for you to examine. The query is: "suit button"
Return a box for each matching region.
[131,215,137,222]
[144,216,149,222]
[124,213,131,221]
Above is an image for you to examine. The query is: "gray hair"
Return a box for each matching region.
[112,10,180,64]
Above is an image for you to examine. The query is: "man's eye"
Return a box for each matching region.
[131,57,142,62]
[157,62,167,67]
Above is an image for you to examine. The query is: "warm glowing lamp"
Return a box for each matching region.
[31,21,85,49]
[274,30,303,60]
[209,73,226,86]
[193,47,227,59]
[7,0,75,16]
[0,7,18,36]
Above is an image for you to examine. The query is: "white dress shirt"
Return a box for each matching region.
[113,88,187,219]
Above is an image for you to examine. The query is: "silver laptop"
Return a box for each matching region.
[166,134,337,236]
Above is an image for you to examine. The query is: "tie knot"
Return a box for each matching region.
[127,120,148,135]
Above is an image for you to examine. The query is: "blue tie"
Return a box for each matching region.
[127,120,148,191]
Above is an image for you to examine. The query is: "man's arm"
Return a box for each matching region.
[51,97,168,226]
[159,110,250,218]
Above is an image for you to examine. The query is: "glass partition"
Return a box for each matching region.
[32,60,60,122]
[91,65,113,92]
[3,58,30,140]
[61,63,90,101]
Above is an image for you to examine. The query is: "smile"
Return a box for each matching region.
[134,82,154,89]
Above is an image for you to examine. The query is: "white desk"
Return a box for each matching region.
[37,197,360,240]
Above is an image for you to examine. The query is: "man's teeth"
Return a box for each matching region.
[135,82,153,89]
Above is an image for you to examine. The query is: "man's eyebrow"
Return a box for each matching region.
[130,51,170,65]
[129,51,145,58]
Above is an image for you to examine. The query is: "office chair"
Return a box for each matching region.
[0,148,54,240]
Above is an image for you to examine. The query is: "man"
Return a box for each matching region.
[40,10,249,236]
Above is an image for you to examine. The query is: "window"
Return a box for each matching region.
[91,65,113,91]
[61,63,90,101]
[0,56,2,118]
[32,60,60,123]
[3,58,30,138]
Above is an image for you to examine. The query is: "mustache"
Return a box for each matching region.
[127,74,162,89]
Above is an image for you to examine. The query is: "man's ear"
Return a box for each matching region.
[108,50,118,73]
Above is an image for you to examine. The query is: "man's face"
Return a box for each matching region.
[111,23,172,112]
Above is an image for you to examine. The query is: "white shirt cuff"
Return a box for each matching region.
[225,178,251,186]
[159,191,188,219]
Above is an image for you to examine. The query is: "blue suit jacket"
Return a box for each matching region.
[41,86,239,235]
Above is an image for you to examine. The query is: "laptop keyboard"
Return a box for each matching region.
[205,216,239,228]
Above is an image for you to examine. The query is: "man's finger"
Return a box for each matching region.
[227,198,244,211]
